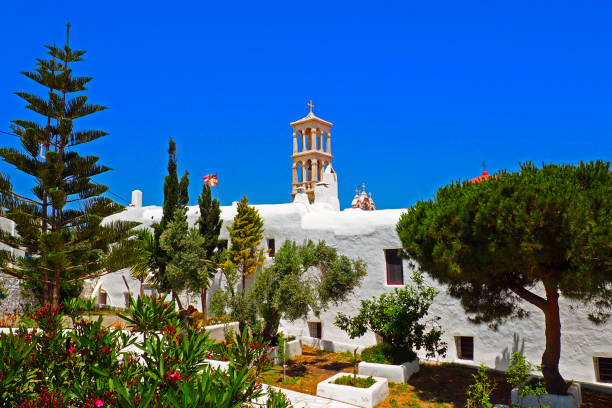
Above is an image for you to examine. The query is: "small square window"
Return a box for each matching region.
[308,322,322,339]
[456,336,474,360]
[596,357,612,383]
[268,239,275,257]
[385,249,404,285]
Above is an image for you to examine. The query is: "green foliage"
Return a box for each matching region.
[0,301,287,407]
[63,296,95,325]
[129,228,157,296]
[249,240,367,342]
[152,138,190,297]
[223,328,275,380]
[335,272,446,359]
[0,28,140,307]
[507,352,548,407]
[197,183,222,258]
[396,161,612,393]
[466,364,495,408]
[210,288,229,317]
[224,195,265,281]
[333,375,376,388]
[360,343,417,365]
[118,294,179,335]
[159,209,213,298]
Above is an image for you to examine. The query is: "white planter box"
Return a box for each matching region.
[358,357,419,383]
[317,373,388,408]
[271,339,302,364]
[203,321,239,342]
[511,383,581,408]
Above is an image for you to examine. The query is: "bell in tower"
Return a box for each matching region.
[290,101,334,203]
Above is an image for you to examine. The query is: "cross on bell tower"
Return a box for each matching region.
[290,102,334,202]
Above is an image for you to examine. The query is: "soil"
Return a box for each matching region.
[263,345,612,408]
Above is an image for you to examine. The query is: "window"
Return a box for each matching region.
[308,322,322,339]
[98,291,107,305]
[596,357,612,383]
[218,240,228,250]
[385,249,403,285]
[456,336,474,360]
[267,239,275,257]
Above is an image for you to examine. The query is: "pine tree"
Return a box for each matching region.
[396,161,612,394]
[152,138,189,308]
[0,25,139,307]
[225,195,265,291]
[195,183,222,318]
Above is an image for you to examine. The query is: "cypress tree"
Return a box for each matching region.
[195,183,222,318]
[152,138,189,307]
[0,25,139,307]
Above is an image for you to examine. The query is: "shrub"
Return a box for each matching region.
[335,271,446,360]
[360,343,417,365]
[466,364,495,408]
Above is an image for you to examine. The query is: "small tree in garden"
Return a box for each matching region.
[0,26,139,308]
[251,240,367,342]
[224,195,265,291]
[396,161,612,394]
[335,271,446,363]
[159,209,212,309]
[152,138,190,307]
[466,364,495,408]
[196,182,223,319]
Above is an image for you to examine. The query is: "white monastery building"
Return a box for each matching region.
[82,107,612,390]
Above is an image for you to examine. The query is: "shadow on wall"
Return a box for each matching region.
[495,333,525,371]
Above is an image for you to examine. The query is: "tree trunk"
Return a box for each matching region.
[262,309,280,343]
[139,277,144,298]
[172,291,183,310]
[52,271,60,309]
[542,282,567,395]
[200,288,207,322]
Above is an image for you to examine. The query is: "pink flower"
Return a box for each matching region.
[169,370,181,381]
[68,346,76,353]
[95,399,104,407]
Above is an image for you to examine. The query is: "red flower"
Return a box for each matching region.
[169,370,181,382]
[95,399,104,407]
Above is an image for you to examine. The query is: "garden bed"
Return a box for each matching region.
[317,373,388,408]
[262,346,612,408]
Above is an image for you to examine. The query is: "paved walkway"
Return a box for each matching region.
[265,385,358,408]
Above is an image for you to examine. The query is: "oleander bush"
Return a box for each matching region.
[0,297,290,408]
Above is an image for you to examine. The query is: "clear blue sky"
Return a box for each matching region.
[2,1,611,209]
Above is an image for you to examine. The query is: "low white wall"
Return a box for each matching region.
[358,358,419,383]
[317,373,389,408]
[204,321,239,342]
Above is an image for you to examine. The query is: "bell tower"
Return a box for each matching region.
[290,101,333,202]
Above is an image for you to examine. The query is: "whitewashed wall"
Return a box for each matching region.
[100,202,612,389]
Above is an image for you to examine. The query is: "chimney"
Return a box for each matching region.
[131,190,142,208]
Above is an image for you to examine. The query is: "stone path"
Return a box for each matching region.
[264,385,358,408]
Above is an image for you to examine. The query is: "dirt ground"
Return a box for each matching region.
[262,346,612,408]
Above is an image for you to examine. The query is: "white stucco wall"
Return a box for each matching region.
[100,202,612,389]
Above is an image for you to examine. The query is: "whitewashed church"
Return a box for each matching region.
[69,107,612,389]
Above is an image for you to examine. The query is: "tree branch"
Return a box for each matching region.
[508,283,548,311]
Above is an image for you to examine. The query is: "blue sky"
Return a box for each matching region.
[1,1,611,209]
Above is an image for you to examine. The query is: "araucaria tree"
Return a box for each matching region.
[0,26,139,308]
[196,182,223,319]
[252,240,367,342]
[396,161,612,394]
[224,195,265,291]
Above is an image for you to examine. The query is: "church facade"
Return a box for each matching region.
[47,107,612,389]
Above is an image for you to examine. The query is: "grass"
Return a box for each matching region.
[333,375,376,388]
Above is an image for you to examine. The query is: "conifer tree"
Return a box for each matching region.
[195,183,222,318]
[0,26,139,307]
[396,161,612,394]
[152,138,189,306]
[225,195,265,291]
